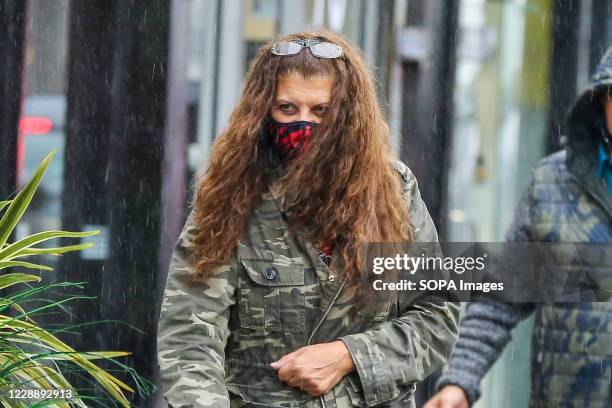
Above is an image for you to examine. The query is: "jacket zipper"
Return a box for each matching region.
[309,276,347,408]
[308,276,348,346]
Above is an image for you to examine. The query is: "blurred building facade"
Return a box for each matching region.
[1,0,611,407]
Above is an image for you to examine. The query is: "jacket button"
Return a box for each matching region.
[264,266,279,281]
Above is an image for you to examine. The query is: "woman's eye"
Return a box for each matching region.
[314,106,327,114]
[279,104,295,112]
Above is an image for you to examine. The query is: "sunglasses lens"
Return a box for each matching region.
[272,41,303,55]
[309,42,343,58]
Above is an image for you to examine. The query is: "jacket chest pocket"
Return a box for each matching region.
[238,257,305,333]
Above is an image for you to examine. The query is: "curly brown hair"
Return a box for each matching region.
[190,30,413,287]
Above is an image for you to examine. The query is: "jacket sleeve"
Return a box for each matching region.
[339,165,461,407]
[157,209,238,408]
[435,171,538,405]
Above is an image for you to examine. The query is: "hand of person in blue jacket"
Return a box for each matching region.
[424,385,470,408]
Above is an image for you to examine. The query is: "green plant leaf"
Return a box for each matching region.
[0,230,99,262]
[0,150,55,248]
[0,261,53,271]
[0,273,42,290]
[7,351,130,361]
[10,243,95,259]
[0,201,11,212]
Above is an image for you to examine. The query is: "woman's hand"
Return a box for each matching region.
[270,340,355,397]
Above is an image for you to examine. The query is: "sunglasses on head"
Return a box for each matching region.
[271,37,344,59]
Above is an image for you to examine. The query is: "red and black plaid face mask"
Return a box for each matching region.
[267,119,318,160]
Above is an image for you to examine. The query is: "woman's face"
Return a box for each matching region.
[271,72,333,124]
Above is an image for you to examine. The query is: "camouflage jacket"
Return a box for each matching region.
[157,159,460,408]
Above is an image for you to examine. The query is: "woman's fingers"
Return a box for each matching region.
[271,347,305,369]
[277,360,296,382]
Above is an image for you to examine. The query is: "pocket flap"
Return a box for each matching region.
[240,258,305,286]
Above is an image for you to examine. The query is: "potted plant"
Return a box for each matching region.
[0,150,155,407]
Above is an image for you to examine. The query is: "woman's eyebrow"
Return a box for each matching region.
[275,98,328,106]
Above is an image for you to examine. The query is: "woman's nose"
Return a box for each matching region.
[297,109,320,123]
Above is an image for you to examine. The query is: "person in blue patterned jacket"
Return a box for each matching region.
[425,47,612,408]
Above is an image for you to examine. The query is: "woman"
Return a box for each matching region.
[157,30,460,408]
